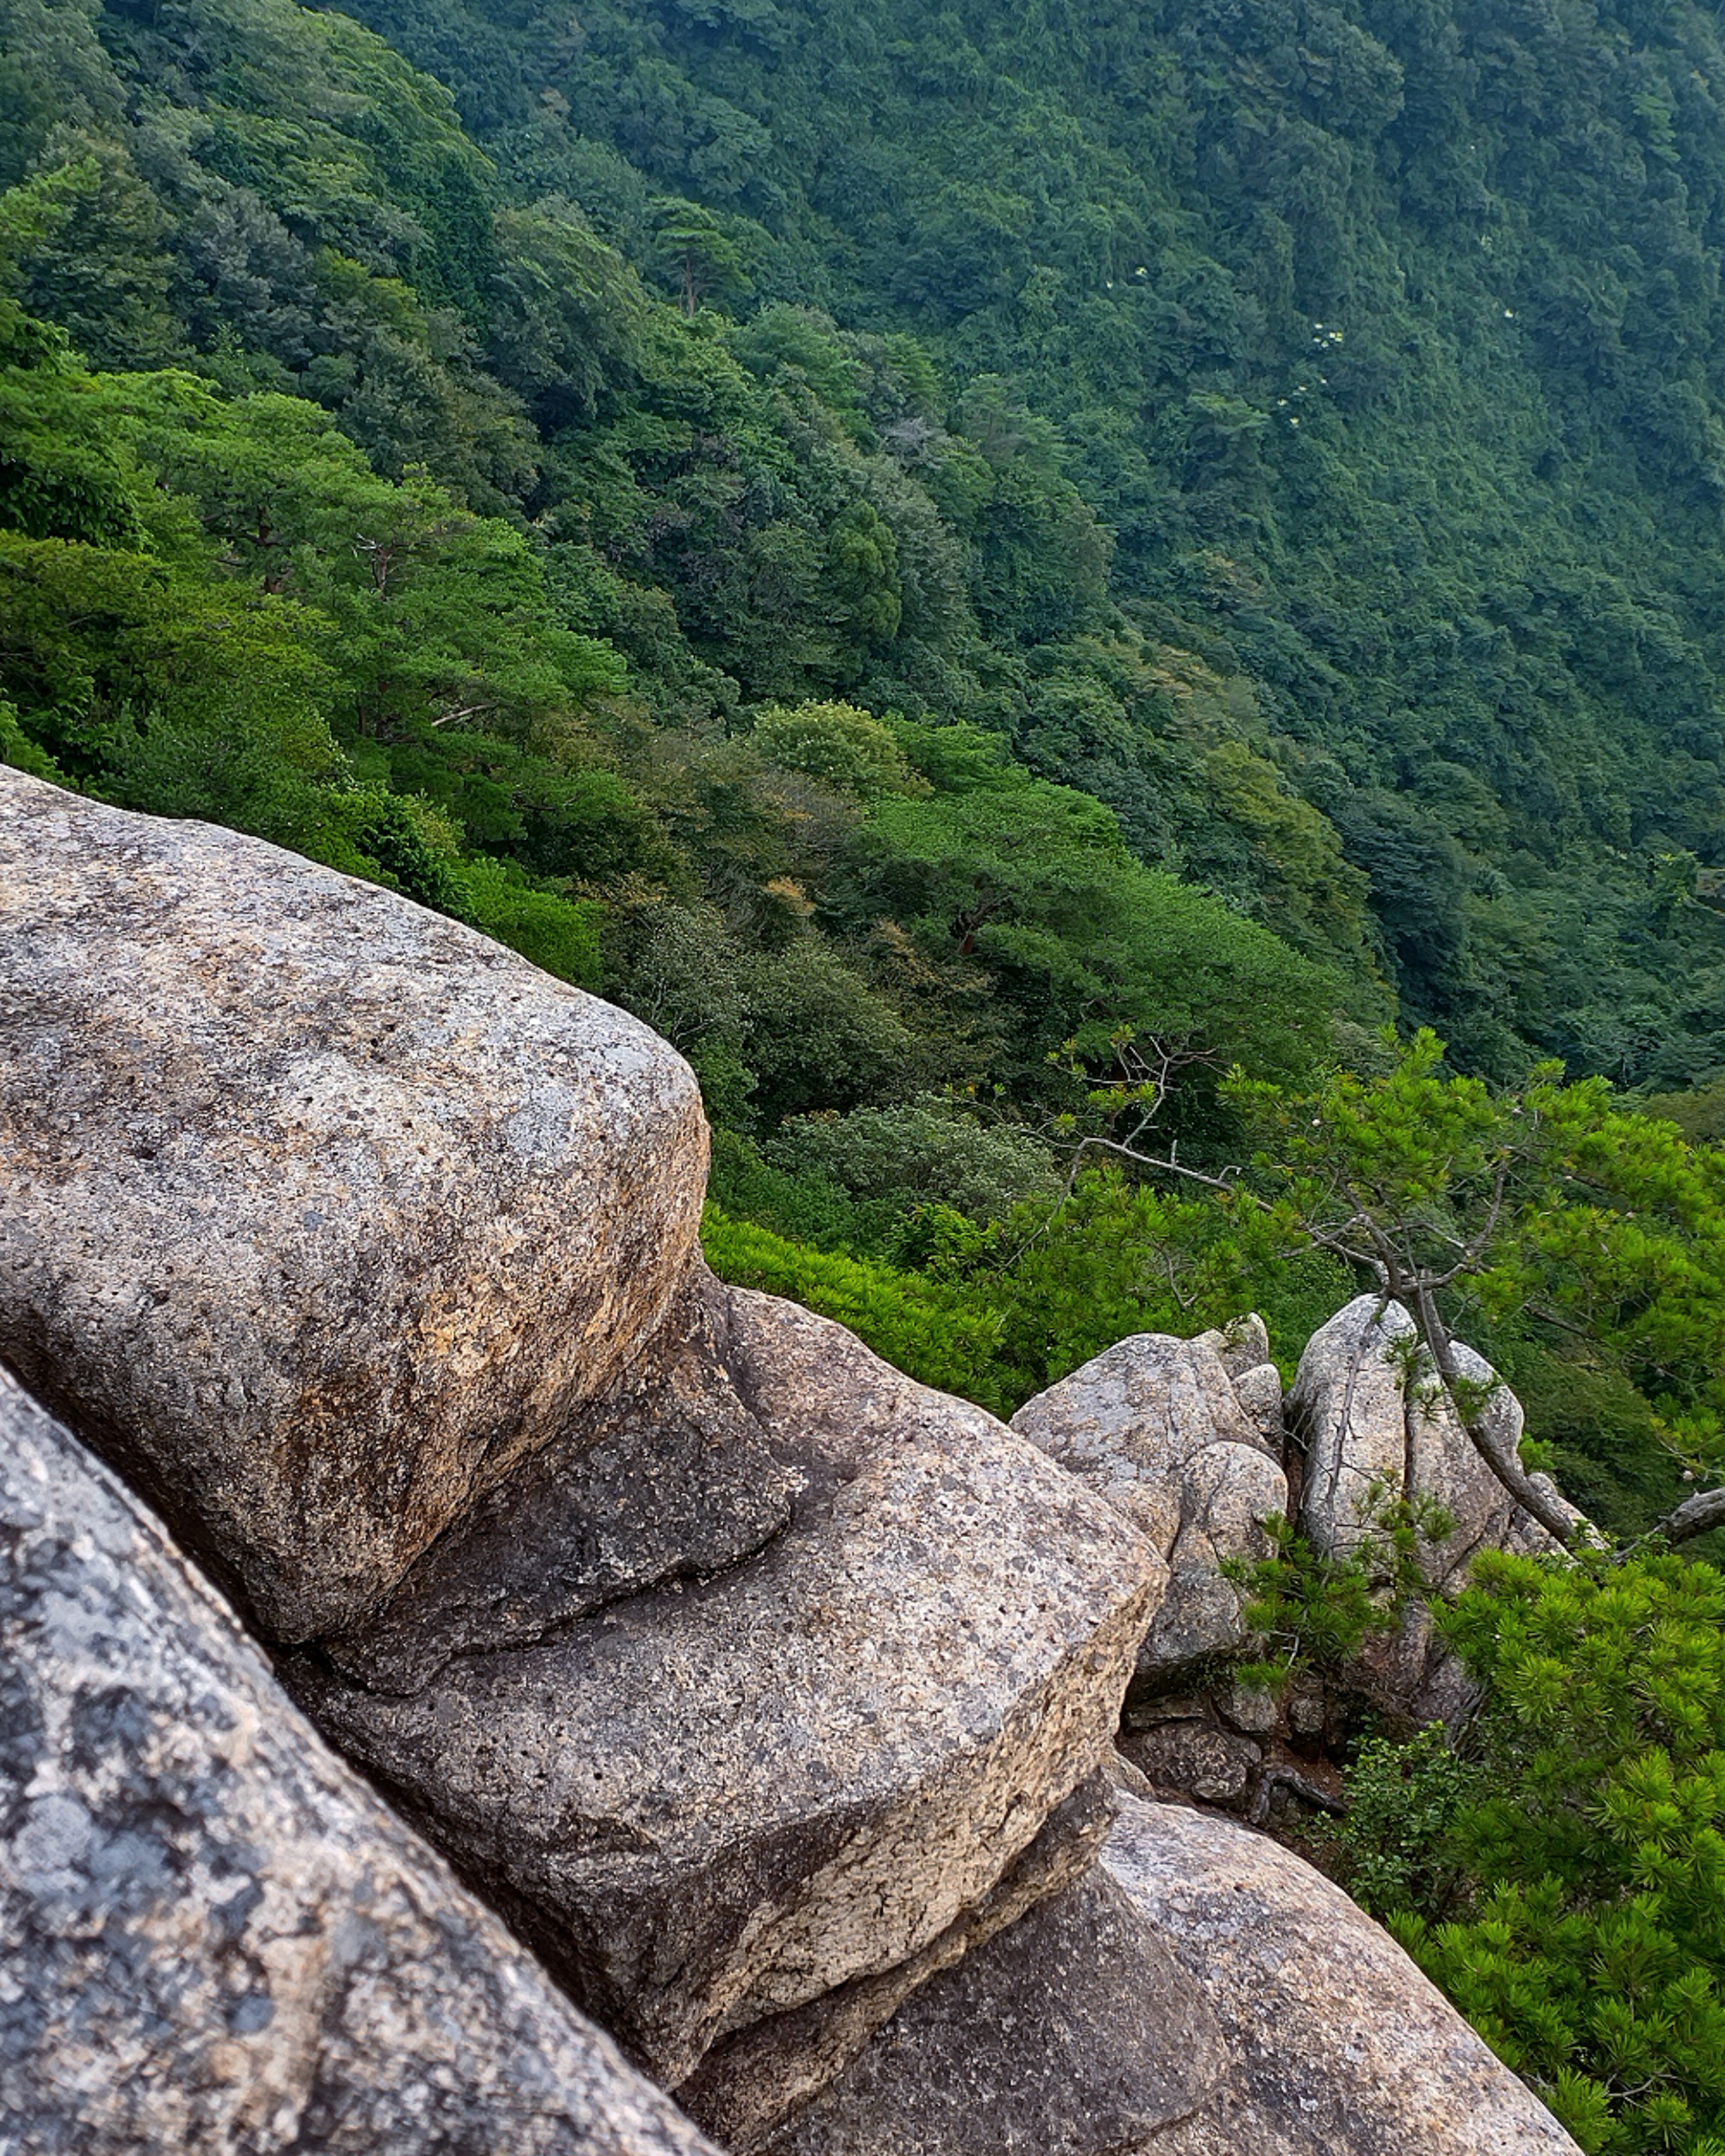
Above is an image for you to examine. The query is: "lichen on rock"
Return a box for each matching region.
[0,1366,723,2156]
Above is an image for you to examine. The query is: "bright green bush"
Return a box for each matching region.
[1331,1552,1725,2155]
[699,1205,1014,1415]
[763,1096,1059,1225]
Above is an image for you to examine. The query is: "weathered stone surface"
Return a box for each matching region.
[0,1367,722,2156]
[1229,1361,1286,1451]
[755,1791,1576,2156]
[291,1285,1162,2087]
[1289,1294,1415,1564]
[677,1773,1117,2153]
[1118,1723,1262,1806]
[757,1856,1226,2156]
[323,1272,799,1695]
[1218,1678,1281,1736]
[0,768,706,1641]
[1105,1796,1582,2156]
[1193,1312,1272,1381]
[1292,1295,1575,1588]
[1012,1330,1286,1676]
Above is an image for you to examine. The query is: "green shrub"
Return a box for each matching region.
[700,1204,1013,1414]
[1333,1551,1725,2155]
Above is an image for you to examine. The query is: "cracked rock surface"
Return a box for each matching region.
[320,1272,801,1696]
[676,1772,1119,2152]
[748,1791,1580,2156]
[292,1287,1163,2087]
[0,1366,723,2156]
[0,767,706,1642]
[754,1827,1227,2156]
[1291,1295,1583,1587]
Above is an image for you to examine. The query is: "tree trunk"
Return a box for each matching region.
[1408,1283,1584,1548]
[1653,1485,1725,1546]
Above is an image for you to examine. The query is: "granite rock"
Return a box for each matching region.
[0,768,706,1641]
[1288,1294,1416,1566]
[1192,1312,1272,1381]
[321,1270,800,1696]
[756,1852,1226,2156]
[1292,1295,1577,1588]
[754,1793,1578,2156]
[1012,1329,1286,1675]
[1117,1723,1262,1807]
[0,1366,723,2156]
[291,1286,1163,2086]
[1104,1796,1582,2156]
[677,1773,1118,2152]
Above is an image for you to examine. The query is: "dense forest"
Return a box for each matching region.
[9,0,1725,2141]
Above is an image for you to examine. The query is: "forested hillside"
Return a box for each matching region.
[330,0,1725,1084]
[7,0,1725,1449]
[13,0,1725,1087]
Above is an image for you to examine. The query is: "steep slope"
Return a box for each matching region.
[332,0,1725,1081]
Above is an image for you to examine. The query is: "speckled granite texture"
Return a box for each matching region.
[0,766,706,1641]
[0,1366,723,2156]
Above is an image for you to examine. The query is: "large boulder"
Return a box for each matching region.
[0,768,706,1642]
[0,1366,722,2156]
[1291,1295,1583,1588]
[293,1284,1163,2086]
[1012,1323,1286,1675]
[1,772,1164,2115]
[761,1792,1579,2156]
[1106,1797,1582,2156]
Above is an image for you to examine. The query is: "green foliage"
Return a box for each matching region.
[1321,1723,1483,1921]
[0,330,644,959]
[0,693,59,780]
[705,1127,880,1254]
[732,938,916,1126]
[699,1204,1014,1414]
[849,727,1338,1095]
[455,854,602,984]
[485,197,646,426]
[1225,1490,1455,1691]
[749,700,926,798]
[1230,1030,1725,1480]
[977,1168,1283,1398]
[1501,1347,1711,1548]
[339,0,1725,1085]
[764,1096,1059,1227]
[1345,1553,1725,2155]
[650,196,753,317]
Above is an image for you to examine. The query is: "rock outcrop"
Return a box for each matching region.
[0,1367,721,2156]
[1011,1320,1287,1677]
[0,767,706,1642]
[748,1793,1580,2156]
[759,1854,1226,2156]
[0,772,1587,2156]
[1292,1294,1585,1587]
[293,1282,1161,2085]
[677,1773,1119,2152]
[1016,1292,1598,1820]
[1,770,1162,2116]
[1108,1797,1581,2156]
